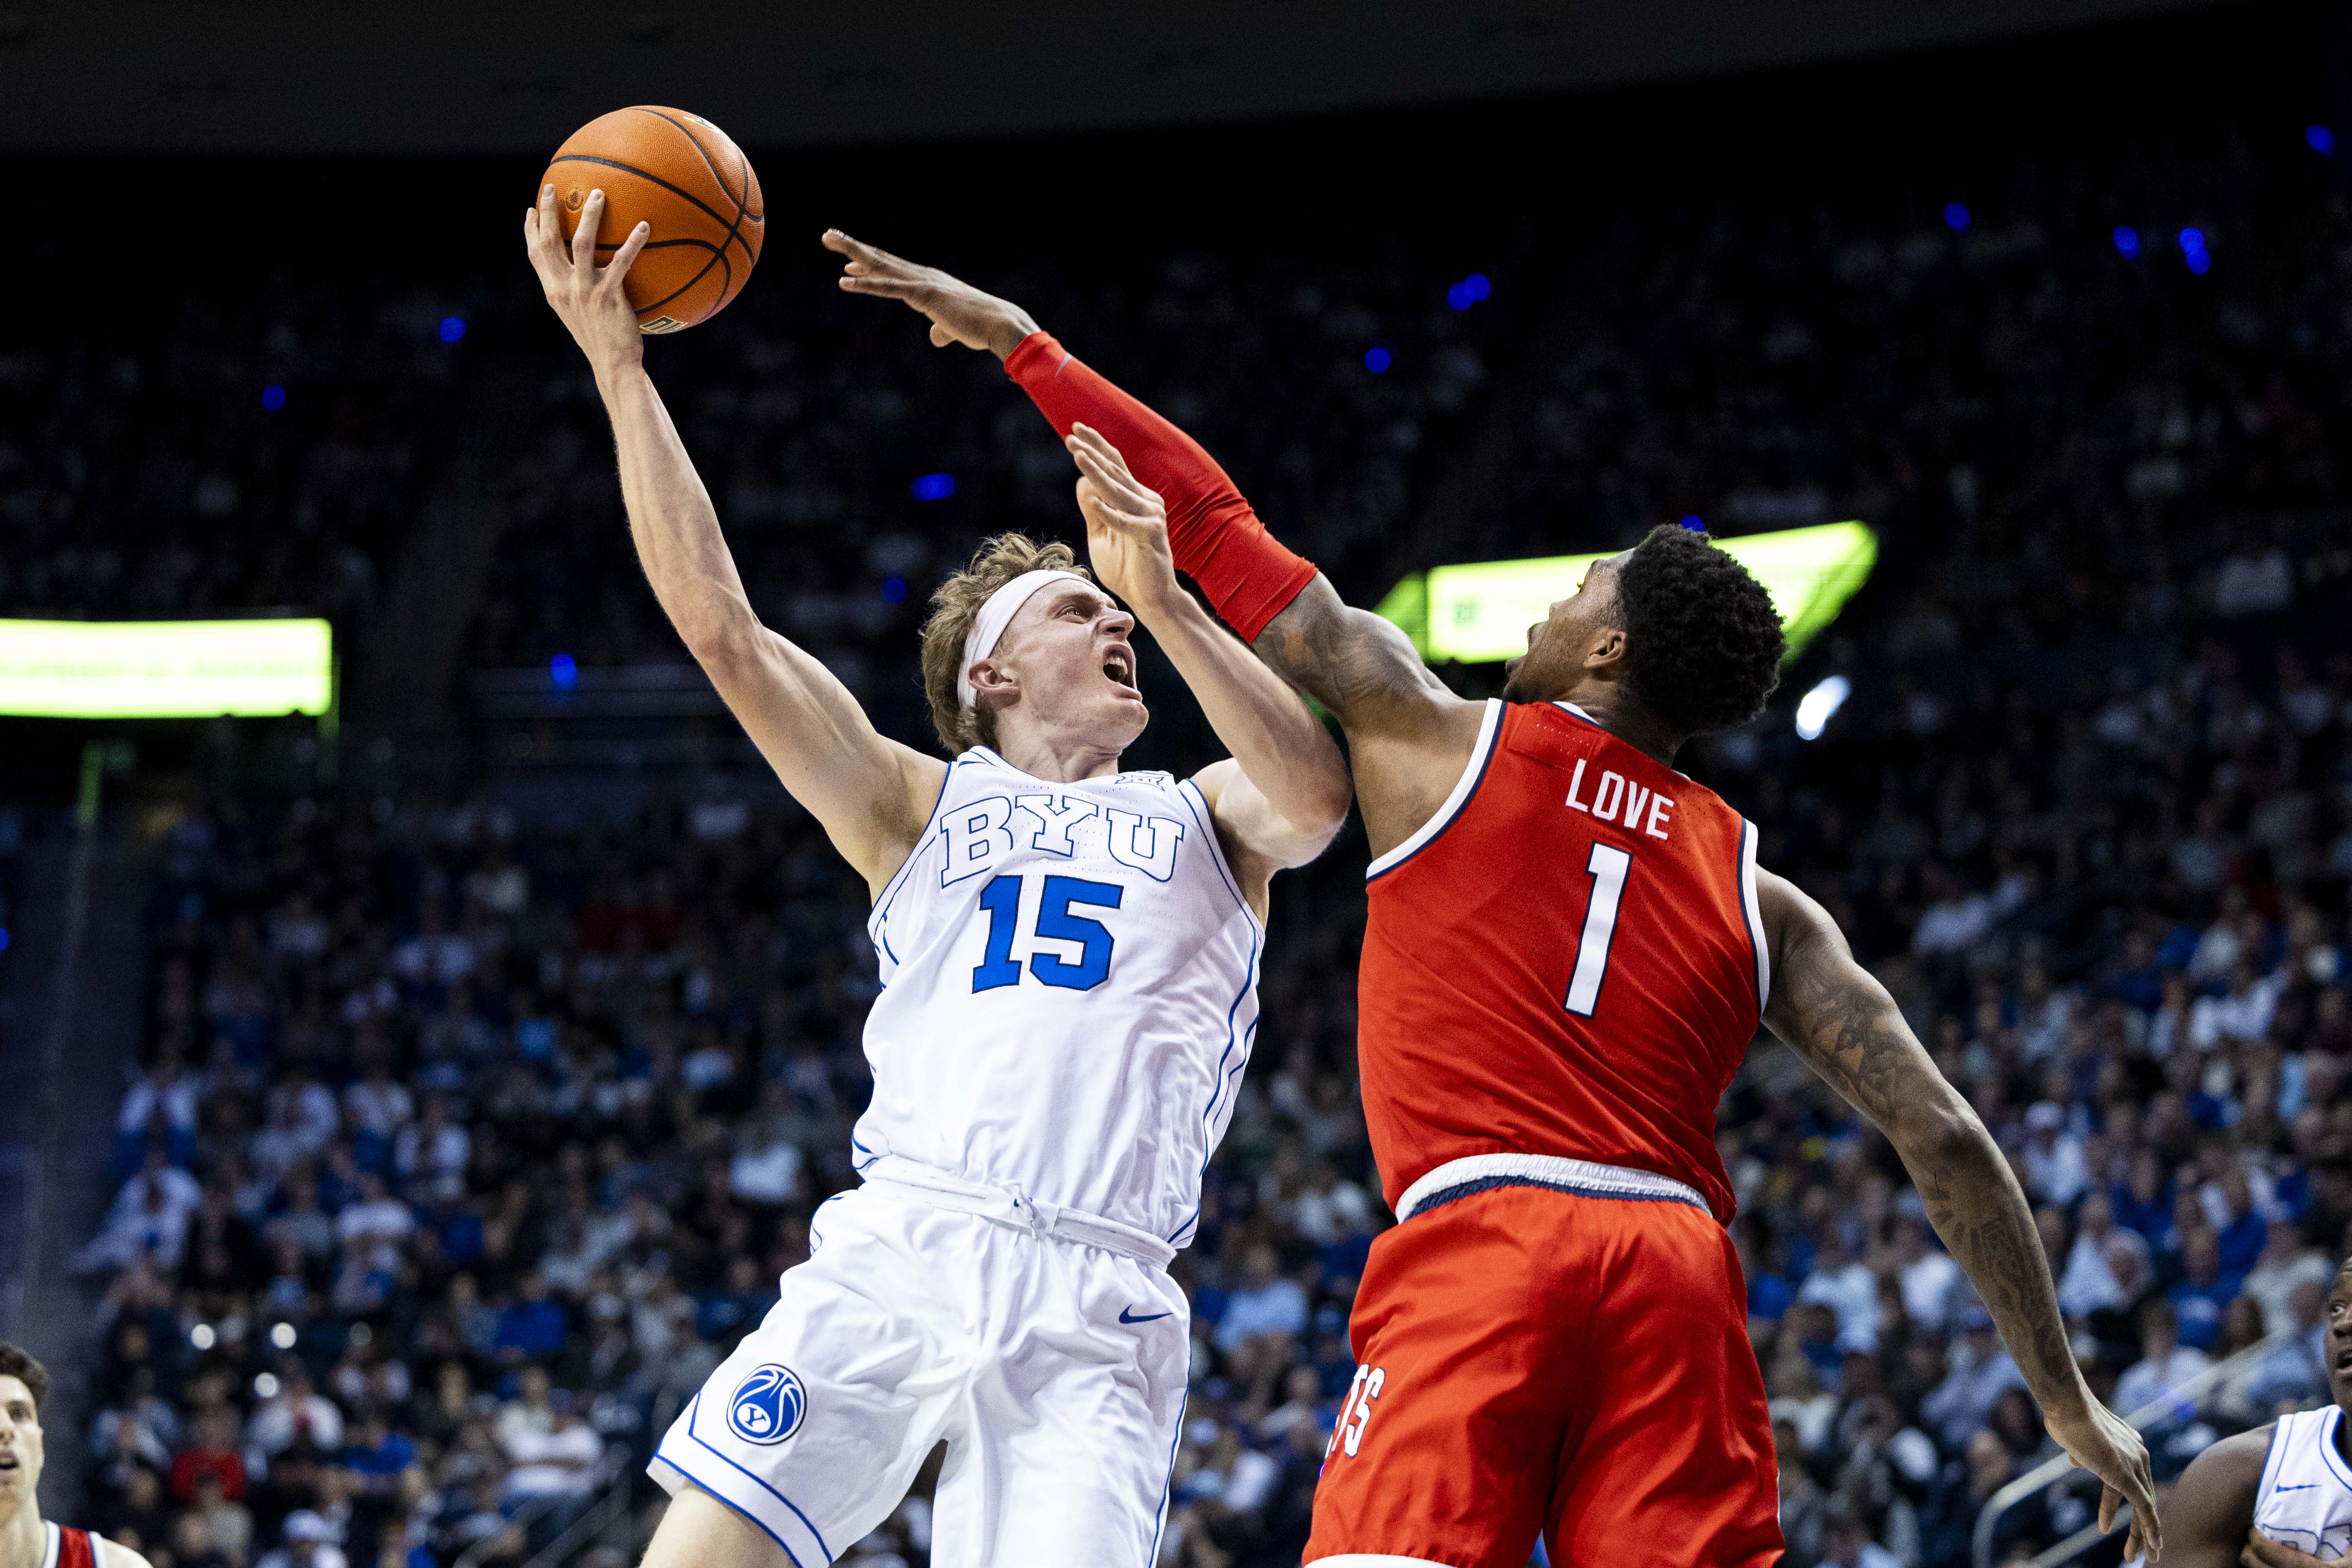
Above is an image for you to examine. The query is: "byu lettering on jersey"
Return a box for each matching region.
[862,746,1262,1246]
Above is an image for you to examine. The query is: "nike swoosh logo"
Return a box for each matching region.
[2276,1484,2319,1492]
[1119,1308,1174,1324]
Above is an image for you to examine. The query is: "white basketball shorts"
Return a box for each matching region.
[649,1172,1191,1568]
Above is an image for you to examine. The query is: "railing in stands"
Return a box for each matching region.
[1972,1330,2302,1568]
[454,1455,632,1568]
[519,1463,635,1568]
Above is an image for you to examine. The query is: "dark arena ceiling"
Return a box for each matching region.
[4,0,2233,153]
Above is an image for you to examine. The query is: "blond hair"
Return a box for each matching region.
[919,533,1094,755]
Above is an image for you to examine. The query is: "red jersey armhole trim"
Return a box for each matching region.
[1365,700,1504,882]
[1738,818,1770,1016]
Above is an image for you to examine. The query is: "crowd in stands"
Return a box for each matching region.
[39,91,2352,1568]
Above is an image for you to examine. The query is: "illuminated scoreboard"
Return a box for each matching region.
[0,617,335,719]
[1375,521,1877,665]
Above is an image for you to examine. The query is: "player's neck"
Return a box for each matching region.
[989,724,1124,783]
[0,1499,43,1568]
[1554,682,1682,769]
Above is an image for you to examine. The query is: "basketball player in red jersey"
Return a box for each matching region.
[831,235,2162,1567]
[0,1345,155,1568]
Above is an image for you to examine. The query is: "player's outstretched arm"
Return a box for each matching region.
[1756,867,2165,1562]
[527,190,944,893]
[826,230,1481,845]
[1065,426,1349,905]
[2150,1429,2269,1568]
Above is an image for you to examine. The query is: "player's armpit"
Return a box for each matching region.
[2160,1427,2271,1568]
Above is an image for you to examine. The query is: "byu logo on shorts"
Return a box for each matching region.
[726,1364,807,1445]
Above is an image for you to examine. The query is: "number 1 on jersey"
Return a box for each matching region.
[1565,843,1631,1017]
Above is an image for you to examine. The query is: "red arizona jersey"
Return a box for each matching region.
[1358,700,1769,1223]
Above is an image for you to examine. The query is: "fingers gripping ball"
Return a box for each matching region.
[539,106,763,333]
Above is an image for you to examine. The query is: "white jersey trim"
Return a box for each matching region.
[41,1524,59,1568]
[1739,819,1770,1015]
[1175,775,1260,932]
[2323,1405,2352,1490]
[1365,699,1503,881]
[1394,1152,1708,1221]
[865,762,954,944]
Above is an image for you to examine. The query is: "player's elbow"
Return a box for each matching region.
[1898,1092,1993,1176]
[675,604,765,675]
[1297,770,1355,848]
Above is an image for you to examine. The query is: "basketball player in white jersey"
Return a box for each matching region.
[2162,1255,2352,1566]
[0,1343,156,1568]
[526,193,1349,1566]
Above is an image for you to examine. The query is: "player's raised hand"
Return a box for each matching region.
[524,185,651,376]
[2046,1399,2162,1562]
[825,230,1040,359]
[1069,425,1181,619]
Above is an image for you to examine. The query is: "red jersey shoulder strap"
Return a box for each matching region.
[53,1524,99,1568]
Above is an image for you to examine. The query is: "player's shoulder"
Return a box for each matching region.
[61,1525,156,1568]
[2178,1421,2278,1497]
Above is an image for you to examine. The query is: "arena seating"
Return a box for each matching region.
[52,115,2352,1568]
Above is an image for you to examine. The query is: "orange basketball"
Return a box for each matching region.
[539,106,764,334]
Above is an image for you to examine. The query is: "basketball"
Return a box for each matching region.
[538,105,764,334]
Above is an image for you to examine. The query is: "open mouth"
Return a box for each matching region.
[2332,1345,2352,1376]
[1102,646,1137,692]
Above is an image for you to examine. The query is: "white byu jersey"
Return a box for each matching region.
[860,745,1262,1246]
[2253,1406,2352,1561]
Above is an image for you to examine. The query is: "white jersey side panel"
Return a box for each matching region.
[2253,1406,2352,1561]
[861,747,1261,1244]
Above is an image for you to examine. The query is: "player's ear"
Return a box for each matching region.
[970,658,1019,706]
[1583,627,1628,670]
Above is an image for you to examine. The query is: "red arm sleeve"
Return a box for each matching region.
[1004,330,1317,643]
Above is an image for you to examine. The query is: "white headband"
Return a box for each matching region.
[956,570,1094,708]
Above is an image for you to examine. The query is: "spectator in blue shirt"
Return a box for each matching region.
[2111,1150,2172,1242]
[492,1270,569,1362]
[2164,1228,2241,1352]
[1215,1244,1308,1354]
[695,1255,780,1346]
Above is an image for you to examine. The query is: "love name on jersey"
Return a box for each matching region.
[940,792,1188,886]
[1562,758,1675,842]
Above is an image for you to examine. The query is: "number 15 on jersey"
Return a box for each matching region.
[971,874,1124,994]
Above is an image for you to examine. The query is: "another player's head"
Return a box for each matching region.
[922,533,1147,760]
[0,1341,48,1521]
[2327,1254,2351,1407]
[1502,523,1783,750]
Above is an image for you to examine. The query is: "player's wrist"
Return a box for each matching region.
[1121,573,1193,626]
[986,306,1042,360]
[589,349,647,396]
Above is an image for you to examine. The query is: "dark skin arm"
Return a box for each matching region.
[2157,1428,2269,1568]
[1759,867,2163,1561]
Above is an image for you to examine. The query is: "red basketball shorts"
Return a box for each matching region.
[1304,1163,1782,1568]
